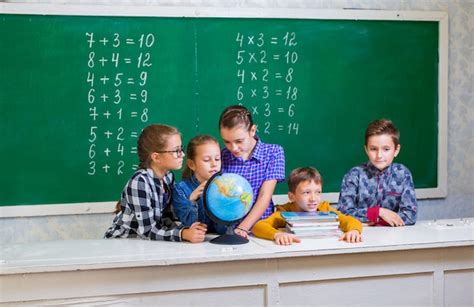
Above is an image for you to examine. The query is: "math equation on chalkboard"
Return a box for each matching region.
[85,32,155,176]
[233,31,300,136]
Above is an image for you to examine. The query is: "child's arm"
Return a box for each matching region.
[274,232,301,245]
[252,211,288,240]
[235,179,277,238]
[338,170,370,223]
[379,208,405,226]
[127,177,184,241]
[171,183,201,226]
[339,230,362,243]
[397,170,418,225]
[235,145,285,237]
[320,202,363,243]
[181,222,207,243]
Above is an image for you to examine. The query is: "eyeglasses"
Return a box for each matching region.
[156,146,185,158]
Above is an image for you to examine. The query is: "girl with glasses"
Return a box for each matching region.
[104,124,207,243]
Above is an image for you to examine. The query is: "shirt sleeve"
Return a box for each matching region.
[337,169,369,223]
[321,202,363,234]
[264,145,285,182]
[171,183,199,227]
[125,175,183,241]
[252,212,287,241]
[398,169,418,225]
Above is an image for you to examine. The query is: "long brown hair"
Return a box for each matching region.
[114,124,180,214]
[182,135,219,179]
[138,124,180,169]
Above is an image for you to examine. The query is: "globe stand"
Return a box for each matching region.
[210,224,249,245]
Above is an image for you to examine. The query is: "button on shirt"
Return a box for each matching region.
[104,168,184,241]
[338,162,417,225]
[221,137,285,219]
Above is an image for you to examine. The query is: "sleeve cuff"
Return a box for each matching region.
[367,207,380,223]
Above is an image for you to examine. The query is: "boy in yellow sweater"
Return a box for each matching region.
[253,167,362,245]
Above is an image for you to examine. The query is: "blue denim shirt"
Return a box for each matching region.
[172,175,227,234]
[338,162,418,225]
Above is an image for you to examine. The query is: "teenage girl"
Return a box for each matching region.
[104,124,207,242]
[172,135,226,234]
[219,105,285,238]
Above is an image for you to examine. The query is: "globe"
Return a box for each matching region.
[203,172,254,245]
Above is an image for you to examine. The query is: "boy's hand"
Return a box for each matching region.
[189,181,207,202]
[182,222,207,243]
[339,230,362,243]
[379,208,405,227]
[274,232,301,245]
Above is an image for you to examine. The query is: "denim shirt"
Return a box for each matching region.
[338,162,417,225]
[172,175,227,234]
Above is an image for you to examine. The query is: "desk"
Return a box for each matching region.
[1,219,473,306]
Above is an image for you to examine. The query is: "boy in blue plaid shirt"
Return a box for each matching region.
[338,119,417,226]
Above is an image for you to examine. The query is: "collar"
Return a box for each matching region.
[190,174,201,187]
[365,162,393,177]
[146,168,173,185]
[227,136,264,163]
[251,136,265,162]
[145,168,156,178]
[288,202,300,212]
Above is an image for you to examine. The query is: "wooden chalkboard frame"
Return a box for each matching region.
[0,4,448,217]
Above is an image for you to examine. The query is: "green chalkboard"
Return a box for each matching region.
[0,13,439,206]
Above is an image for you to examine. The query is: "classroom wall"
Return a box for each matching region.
[1,0,472,244]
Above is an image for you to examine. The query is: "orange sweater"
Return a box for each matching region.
[252,201,363,241]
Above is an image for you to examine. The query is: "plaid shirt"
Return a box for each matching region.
[104,168,184,241]
[338,162,417,225]
[221,137,285,219]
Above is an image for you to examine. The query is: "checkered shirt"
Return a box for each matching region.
[104,168,184,241]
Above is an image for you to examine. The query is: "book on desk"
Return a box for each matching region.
[281,211,340,237]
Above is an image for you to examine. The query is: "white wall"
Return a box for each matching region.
[1,0,472,244]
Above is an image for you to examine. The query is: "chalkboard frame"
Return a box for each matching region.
[0,4,448,217]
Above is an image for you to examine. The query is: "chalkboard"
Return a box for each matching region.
[0,9,444,206]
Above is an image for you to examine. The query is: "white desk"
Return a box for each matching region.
[1,219,473,306]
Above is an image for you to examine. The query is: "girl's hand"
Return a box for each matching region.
[189,181,207,202]
[379,208,405,227]
[234,226,249,238]
[182,222,207,243]
[274,232,301,245]
[339,230,362,243]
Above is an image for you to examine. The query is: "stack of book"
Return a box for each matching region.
[281,211,340,237]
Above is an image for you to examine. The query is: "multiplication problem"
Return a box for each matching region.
[234,31,300,135]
